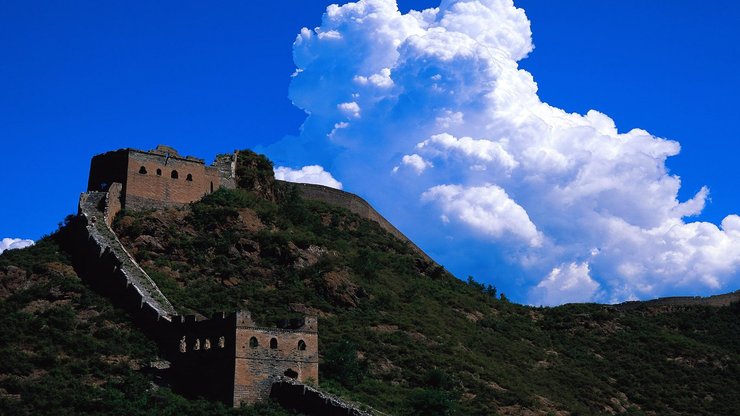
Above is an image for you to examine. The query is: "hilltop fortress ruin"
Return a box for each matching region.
[87,145,236,211]
[71,145,416,413]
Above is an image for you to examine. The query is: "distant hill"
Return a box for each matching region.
[0,150,738,415]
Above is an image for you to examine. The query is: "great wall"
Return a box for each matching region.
[67,145,429,413]
[67,145,738,413]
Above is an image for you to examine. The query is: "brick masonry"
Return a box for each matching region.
[88,145,236,210]
[167,311,319,406]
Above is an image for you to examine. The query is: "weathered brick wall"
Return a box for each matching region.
[104,183,123,227]
[88,146,235,211]
[125,150,222,210]
[213,152,238,190]
[233,311,319,405]
[164,310,318,407]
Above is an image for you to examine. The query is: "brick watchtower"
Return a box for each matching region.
[169,311,318,406]
[87,145,236,210]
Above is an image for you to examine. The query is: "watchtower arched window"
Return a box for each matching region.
[139,166,147,174]
[284,369,298,379]
[156,168,162,176]
[186,173,193,181]
[249,337,258,348]
[171,170,178,179]
[298,340,306,351]
[270,338,278,349]
[210,182,214,193]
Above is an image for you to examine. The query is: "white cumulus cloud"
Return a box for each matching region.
[422,183,543,247]
[0,238,34,255]
[531,262,602,305]
[274,165,343,190]
[265,0,740,305]
[417,133,519,172]
[398,154,432,174]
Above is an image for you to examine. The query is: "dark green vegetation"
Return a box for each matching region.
[1,150,738,415]
[0,233,293,415]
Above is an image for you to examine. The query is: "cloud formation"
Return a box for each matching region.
[267,0,740,304]
[0,238,34,255]
[274,165,343,189]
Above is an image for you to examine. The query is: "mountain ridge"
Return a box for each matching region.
[0,149,738,415]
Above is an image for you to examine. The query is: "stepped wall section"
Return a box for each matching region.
[271,379,374,416]
[76,185,176,321]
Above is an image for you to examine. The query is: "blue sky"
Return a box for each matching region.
[2,1,739,304]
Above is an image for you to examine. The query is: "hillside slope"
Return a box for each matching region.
[111,151,740,415]
[1,150,738,415]
[0,232,292,416]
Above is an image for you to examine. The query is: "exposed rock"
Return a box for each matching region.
[289,303,332,318]
[238,208,265,232]
[321,269,365,307]
[133,234,165,252]
[44,262,76,277]
[293,245,328,269]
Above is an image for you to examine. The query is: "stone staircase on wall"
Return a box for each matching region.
[77,184,176,321]
[271,378,375,416]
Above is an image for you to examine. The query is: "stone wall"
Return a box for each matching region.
[614,290,740,311]
[87,149,129,193]
[233,311,318,405]
[166,313,239,404]
[165,310,319,406]
[283,181,434,264]
[87,145,236,211]
[125,149,223,210]
[213,152,238,190]
[270,379,373,416]
[76,188,176,321]
[104,182,123,227]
